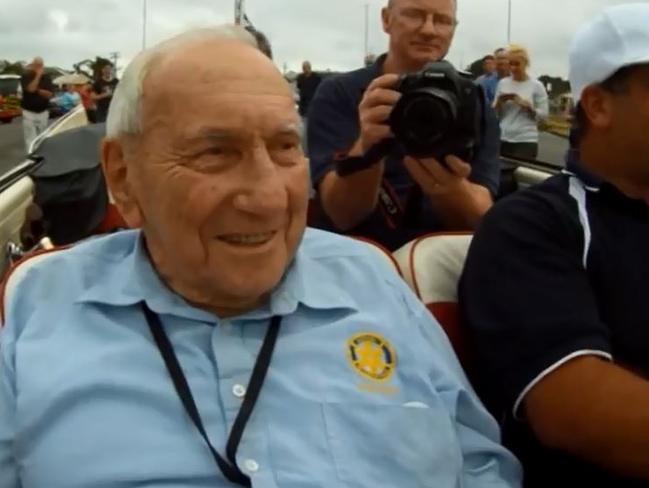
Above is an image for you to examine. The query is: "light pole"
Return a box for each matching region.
[109,51,120,76]
[142,0,148,50]
[507,0,512,44]
[235,0,245,25]
[364,3,369,58]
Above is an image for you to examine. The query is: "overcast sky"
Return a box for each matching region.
[0,0,634,79]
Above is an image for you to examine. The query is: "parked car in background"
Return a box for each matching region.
[0,74,22,124]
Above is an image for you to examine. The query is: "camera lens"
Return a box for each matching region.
[401,93,453,144]
[389,61,478,159]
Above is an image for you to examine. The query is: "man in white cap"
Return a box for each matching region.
[459,3,649,487]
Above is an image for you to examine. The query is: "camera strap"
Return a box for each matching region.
[377,179,403,229]
[390,86,490,230]
[402,185,424,228]
[334,139,394,177]
[142,302,282,487]
[376,140,423,230]
[476,84,488,147]
[377,178,425,231]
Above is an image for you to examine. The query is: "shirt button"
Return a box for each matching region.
[243,459,259,473]
[232,384,246,398]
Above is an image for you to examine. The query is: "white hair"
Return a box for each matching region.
[106,24,258,138]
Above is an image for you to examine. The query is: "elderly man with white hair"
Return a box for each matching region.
[0,25,521,488]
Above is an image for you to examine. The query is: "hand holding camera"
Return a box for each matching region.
[355,74,401,155]
[341,61,482,189]
[403,154,472,197]
[389,60,482,164]
[388,60,481,193]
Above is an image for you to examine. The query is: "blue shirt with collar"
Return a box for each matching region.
[307,54,502,251]
[0,228,521,488]
[476,73,500,105]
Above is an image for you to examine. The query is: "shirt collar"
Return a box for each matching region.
[370,52,457,75]
[77,230,356,322]
[563,150,649,212]
[563,138,603,192]
[240,234,358,320]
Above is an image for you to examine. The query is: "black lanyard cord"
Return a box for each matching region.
[142,302,282,487]
[225,315,282,466]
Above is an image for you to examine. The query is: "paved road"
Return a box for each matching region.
[0,117,27,175]
[538,131,569,168]
[0,117,570,178]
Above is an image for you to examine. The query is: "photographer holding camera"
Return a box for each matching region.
[308,0,501,251]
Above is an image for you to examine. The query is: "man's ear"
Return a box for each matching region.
[101,138,143,228]
[579,85,614,131]
[381,7,392,34]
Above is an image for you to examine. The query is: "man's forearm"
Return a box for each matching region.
[26,73,42,93]
[526,357,649,479]
[318,162,384,231]
[427,181,493,230]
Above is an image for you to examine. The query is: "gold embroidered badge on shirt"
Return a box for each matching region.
[346,332,397,383]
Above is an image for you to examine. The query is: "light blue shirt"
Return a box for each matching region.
[54,91,81,112]
[476,73,500,104]
[0,228,522,488]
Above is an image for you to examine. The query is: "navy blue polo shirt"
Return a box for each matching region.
[307,55,502,251]
[459,157,649,488]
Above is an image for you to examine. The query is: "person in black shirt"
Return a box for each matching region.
[92,63,118,123]
[307,0,500,251]
[296,61,321,118]
[20,57,54,151]
[460,4,649,487]
[296,61,322,156]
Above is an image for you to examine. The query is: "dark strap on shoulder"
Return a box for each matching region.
[143,302,282,487]
[475,83,488,148]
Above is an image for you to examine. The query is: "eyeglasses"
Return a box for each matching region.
[509,61,522,67]
[397,8,458,32]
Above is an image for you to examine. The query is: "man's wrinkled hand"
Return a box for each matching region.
[355,74,401,155]
[403,155,472,196]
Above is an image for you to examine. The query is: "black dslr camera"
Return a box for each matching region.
[389,60,483,162]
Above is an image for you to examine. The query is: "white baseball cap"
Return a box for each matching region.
[569,3,649,102]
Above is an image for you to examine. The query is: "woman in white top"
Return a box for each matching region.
[493,45,549,159]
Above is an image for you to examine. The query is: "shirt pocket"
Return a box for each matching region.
[266,399,338,488]
[322,401,462,488]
